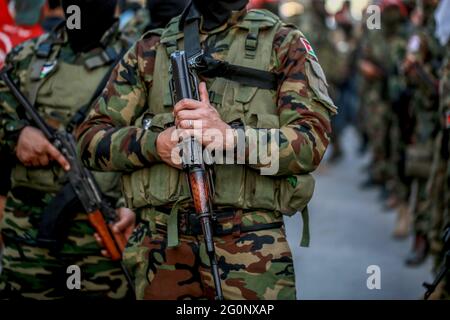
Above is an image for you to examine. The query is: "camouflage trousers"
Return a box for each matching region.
[412,179,432,236]
[124,209,297,300]
[366,101,392,182]
[0,189,130,300]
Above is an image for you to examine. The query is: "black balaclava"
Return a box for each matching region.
[62,0,117,53]
[191,0,249,30]
[146,0,189,30]
[311,0,328,19]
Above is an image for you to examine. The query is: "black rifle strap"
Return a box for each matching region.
[182,3,279,90]
[36,183,81,251]
[200,55,279,90]
[183,3,203,63]
[66,46,128,133]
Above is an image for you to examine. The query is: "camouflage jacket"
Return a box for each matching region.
[77,10,337,179]
[0,21,129,202]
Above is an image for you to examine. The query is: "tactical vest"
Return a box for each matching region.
[122,10,316,242]
[11,24,125,199]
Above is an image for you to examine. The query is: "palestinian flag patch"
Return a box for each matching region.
[301,38,318,60]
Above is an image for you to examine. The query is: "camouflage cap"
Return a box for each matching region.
[14,0,46,26]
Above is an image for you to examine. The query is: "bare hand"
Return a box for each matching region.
[173,82,234,150]
[359,60,383,80]
[156,126,183,169]
[94,207,136,258]
[16,126,70,171]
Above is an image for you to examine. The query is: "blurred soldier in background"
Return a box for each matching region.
[330,0,359,163]
[425,0,450,299]
[358,0,409,201]
[402,0,443,266]
[295,0,348,161]
[248,0,279,14]
[0,0,135,299]
[41,0,64,32]
[120,0,188,46]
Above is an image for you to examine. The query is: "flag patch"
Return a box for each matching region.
[301,38,318,60]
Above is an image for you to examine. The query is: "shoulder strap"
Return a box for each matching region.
[181,5,279,90]
[27,23,66,105]
[66,45,128,133]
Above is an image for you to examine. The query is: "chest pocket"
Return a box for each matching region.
[36,62,107,127]
[209,13,281,126]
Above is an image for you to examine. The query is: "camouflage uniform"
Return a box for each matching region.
[404,19,443,241]
[295,3,349,159]
[77,9,336,300]
[0,22,132,299]
[359,23,407,185]
[427,42,450,298]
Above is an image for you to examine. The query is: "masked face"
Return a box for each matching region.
[312,0,328,18]
[146,0,188,29]
[62,0,118,53]
[192,0,249,30]
[423,0,438,24]
[382,6,404,29]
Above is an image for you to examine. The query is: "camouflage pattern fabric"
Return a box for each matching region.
[76,11,336,175]
[359,25,407,184]
[123,210,295,300]
[427,43,450,299]
[0,23,133,299]
[76,9,336,299]
[0,190,130,300]
[405,21,444,237]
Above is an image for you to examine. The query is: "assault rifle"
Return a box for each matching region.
[170,50,224,300]
[0,67,134,290]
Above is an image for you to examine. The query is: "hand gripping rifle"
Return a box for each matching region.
[423,227,450,299]
[170,51,224,300]
[0,67,134,290]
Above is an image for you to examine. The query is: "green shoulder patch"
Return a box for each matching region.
[300,37,318,61]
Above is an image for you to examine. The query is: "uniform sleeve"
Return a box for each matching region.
[0,42,36,154]
[245,28,337,176]
[76,37,162,172]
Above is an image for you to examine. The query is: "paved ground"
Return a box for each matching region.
[285,127,434,300]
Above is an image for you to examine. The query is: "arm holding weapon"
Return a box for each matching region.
[0,67,134,289]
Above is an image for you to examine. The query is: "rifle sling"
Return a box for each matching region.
[182,3,278,90]
[66,46,128,133]
[36,183,82,251]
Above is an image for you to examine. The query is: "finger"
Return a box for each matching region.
[199,82,210,105]
[94,233,104,247]
[101,249,110,258]
[39,155,50,167]
[175,109,204,123]
[173,98,206,115]
[46,143,70,171]
[113,216,133,233]
[178,129,202,141]
[31,158,41,167]
[178,120,204,129]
